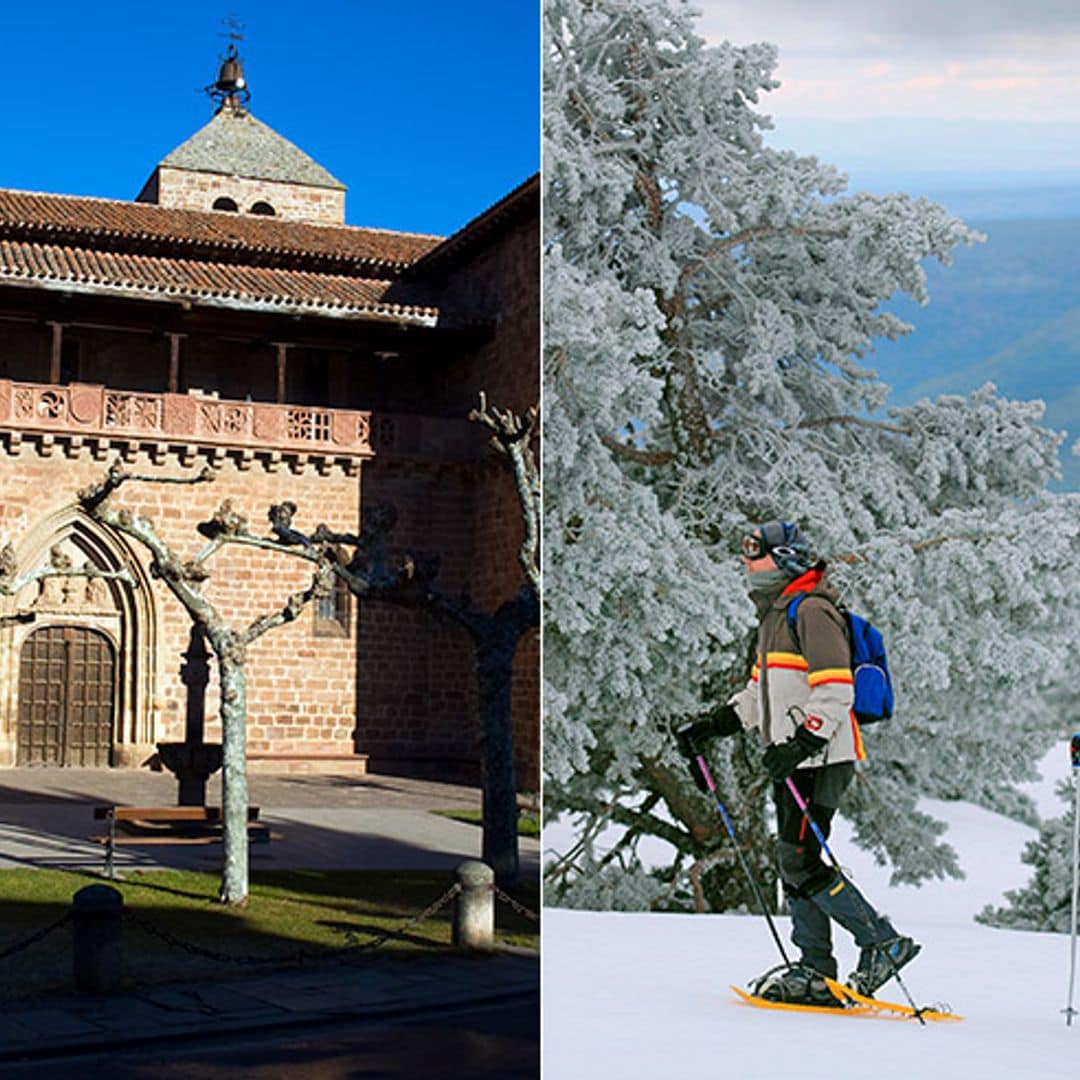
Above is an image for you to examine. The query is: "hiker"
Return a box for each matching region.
[676,520,919,1006]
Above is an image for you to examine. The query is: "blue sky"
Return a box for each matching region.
[0,1,539,236]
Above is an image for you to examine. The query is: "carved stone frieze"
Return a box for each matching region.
[34,571,117,614]
[106,392,162,431]
[0,380,475,468]
[68,385,103,426]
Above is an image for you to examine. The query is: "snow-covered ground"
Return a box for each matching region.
[543,743,1080,1078]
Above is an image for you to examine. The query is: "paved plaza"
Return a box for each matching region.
[0,766,541,1063]
[0,767,540,875]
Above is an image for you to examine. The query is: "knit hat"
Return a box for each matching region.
[747,520,813,577]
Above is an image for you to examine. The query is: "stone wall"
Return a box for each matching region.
[430,209,541,791]
[144,166,345,226]
[354,459,478,778]
[0,440,360,767]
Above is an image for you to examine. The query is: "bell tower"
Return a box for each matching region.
[135,37,346,225]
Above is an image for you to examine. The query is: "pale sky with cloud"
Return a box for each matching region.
[694,1,1080,186]
[696,0,1080,121]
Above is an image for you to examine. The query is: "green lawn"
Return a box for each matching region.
[431,808,541,837]
[0,868,539,1000]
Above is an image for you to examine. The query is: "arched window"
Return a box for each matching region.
[249,201,276,216]
[212,197,238,212]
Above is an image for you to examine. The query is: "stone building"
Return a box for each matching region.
[0,52,539,789]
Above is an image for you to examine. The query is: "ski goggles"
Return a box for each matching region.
[741,534,800,563]
[741,534,766,559]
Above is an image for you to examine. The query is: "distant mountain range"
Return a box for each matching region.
[864,213,1080,490]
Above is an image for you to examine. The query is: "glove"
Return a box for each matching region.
[762,724,828,783]
[674,704,741,758]
[674,705,741,793]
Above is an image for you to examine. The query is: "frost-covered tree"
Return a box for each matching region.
[978,719,1080,933]
[977,779,1079,933]
[544,0,1080,911]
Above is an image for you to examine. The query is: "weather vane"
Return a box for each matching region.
[220,14,245,45]
[206,15,250,110]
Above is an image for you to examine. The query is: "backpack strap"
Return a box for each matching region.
[785,595,806,646]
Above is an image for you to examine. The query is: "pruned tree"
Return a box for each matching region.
[77,463,333,905]
[246,395,540,884]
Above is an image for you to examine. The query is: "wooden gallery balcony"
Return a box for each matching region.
[0,379,479,474]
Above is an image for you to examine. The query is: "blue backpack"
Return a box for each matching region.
[786,595,894,725]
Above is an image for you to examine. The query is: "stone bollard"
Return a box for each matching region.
[453,860,495,950]
[72,884,124,994]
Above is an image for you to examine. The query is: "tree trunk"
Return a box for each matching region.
[476,634,519,886]
[217,651,249,905]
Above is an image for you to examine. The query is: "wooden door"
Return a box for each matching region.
[17,626,115,766]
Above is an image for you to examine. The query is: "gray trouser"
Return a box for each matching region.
[775,764,894,972]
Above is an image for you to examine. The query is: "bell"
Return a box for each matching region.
[216,55,246,93]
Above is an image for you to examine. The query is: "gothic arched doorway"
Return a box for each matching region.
[17,626,116,766]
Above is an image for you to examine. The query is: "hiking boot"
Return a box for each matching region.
[847,936,921,996]
[751,963,844,1007]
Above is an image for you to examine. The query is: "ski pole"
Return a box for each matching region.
[1065,733,1080,1027]
[693,751,793,968]
[783,775,926,1025]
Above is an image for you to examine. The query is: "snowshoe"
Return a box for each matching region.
[750,963,844,1008]
[847,936,921,996]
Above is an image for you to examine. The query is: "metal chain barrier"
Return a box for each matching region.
[491,885,540,923]
[124,881,464,967]
[0,911,71,962]
[0,881,535,991]
[125,910,278,967]
[337,881,463,956]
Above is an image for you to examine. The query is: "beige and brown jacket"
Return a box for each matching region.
[730,565,866,768]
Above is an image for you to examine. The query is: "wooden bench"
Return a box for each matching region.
[92,806,270,874]
[93,806,261,824]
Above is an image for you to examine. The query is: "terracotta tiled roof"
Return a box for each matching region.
[411,174,539,277]
[0,239,443,324]
[0,189,442,272]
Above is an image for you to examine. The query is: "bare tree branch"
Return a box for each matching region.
[469,393,540,595]
[77,460,216,511]
[795,415,912,436]
[241,564,335,645]
[0,542,137,596]
[678,224,850,291]
[182,396,541,886]
[561,792,697,853]
[596,791,662,871]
